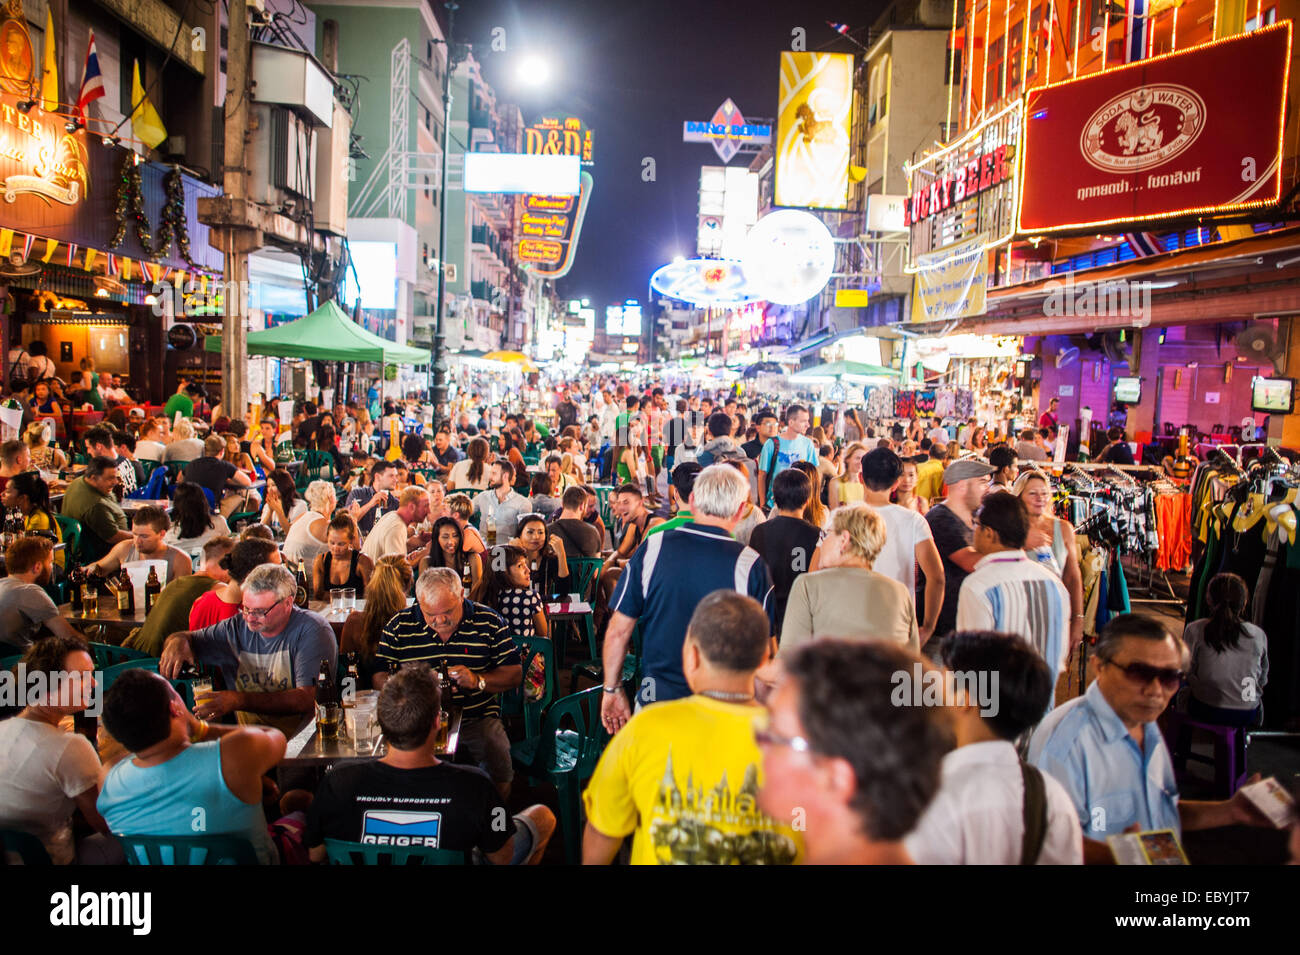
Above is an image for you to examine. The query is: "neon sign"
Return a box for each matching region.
[0,97,88,206]
[683,99,772,163]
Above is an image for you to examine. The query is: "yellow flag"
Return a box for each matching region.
[41,238,57,262]
[41,10,57,114]
[121,258,132,281]
[83,248,97,271]
[130,60,168,150]
[0,229,12,258]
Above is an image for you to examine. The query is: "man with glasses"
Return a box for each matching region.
[956,491,1071,680]
[756,640,952,864]
[1029,613,1274,864]
[374,567,522,797]
[160,563,337,737]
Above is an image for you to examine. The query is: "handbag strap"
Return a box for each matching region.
[1019,760,1049,865]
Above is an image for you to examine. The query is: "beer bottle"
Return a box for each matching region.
[68,565,84,612]
[485,511,497,547]
[144,566,162,611]
[438,660,453,699]
[116,566,134,613]
[294,560,309,608]
[315,659,338,705]
[343,653,360,707]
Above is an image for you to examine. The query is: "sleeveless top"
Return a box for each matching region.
[322,550,366,592]
[1028,518,1067,576]
[97,741,277,864]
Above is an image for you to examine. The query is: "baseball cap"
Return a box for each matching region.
[943,458,996,485]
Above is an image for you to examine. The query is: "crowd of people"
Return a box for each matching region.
[0,372,1295,867]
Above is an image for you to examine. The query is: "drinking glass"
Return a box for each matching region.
[330,589,345,616]
[341,588,356,612]
[352,700,378,751]
[80,584,98,616]
[191,676,214,708]
[317,702,341,740]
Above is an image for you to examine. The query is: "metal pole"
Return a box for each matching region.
[431,1,458,427]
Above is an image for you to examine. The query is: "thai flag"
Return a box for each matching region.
[1125,232,1164,257]
[1125,0,1149,62]
[827,21,851,35]
[77,30,106,120]
[65,243,77,267]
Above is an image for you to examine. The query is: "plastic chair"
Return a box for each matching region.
[165,461,191,483]
[571,620,641,694]
[130,464,170,500]
[1163,710,1249,797]
[510,686,610,865]
[500,634,556,739]
[0,829,52,865]
[53,513,81,562]
[299,449,337,488]
[0,653,21,671]
[323,838,468,866]
[139,459,161,480]
[227,510,260,531]
[99,658,160,696]
[89,643,153,668]
[120,833,261,865]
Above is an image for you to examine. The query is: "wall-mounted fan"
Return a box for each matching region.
[1235,325,1286,375]
[0,251,41,279]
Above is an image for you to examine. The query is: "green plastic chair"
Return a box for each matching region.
[99,658,160,696]
[593,485,614,528]
[0,828,52,865]
[324,838,468,866]
[52,513,81,562]
[551,556,602,672]
[165,461,191,483]
[510,686,610,865]
[500,635,556,739]
[0,654,21,671]
[120,833,261,865]
[571,620,641,694]
[299,449,338,488]
[89,642,153,668]
[139,459,161,479]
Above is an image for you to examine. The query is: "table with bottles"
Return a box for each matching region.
[284,706,462,765]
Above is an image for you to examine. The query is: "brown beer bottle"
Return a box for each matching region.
[294,560,310,608]
[116,567,134,613]
[144,566,162,611]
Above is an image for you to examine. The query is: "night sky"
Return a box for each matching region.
[451,0,880,309]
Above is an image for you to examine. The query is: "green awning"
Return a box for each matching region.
[203,300,431,365]
[790,360,900,381]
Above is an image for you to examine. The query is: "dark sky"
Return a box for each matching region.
[451,0,880,308]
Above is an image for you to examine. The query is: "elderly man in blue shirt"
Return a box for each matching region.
[1029,613,1272,863]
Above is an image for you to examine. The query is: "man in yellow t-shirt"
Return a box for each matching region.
[915,444,947,503]
[582,591,801,865]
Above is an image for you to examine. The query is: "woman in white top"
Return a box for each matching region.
[447,436,491,491]
[164,483,232,557]
[134,419,167,462]
[260,468,308,534]
[1012,469,1084,653]
[162,418,204,462]
[283,480,336,566]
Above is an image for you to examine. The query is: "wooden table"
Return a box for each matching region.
[283,707,462,766]
[62,603,145,642]
[121,498,172,514]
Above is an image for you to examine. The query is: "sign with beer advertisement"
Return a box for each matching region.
[910,233,989,324]
[1018,22,1291,233]
[906,100,1021,268]
[775,52,853,210]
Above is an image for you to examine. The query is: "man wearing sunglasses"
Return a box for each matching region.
[160,563,338,738]
[1029,613,1274,864]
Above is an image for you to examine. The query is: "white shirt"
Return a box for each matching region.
[866,503,932,594]
[136,439,166,462]
[927,426,950,446]
[283,510,330,566]
[0,717,101,865]
[905,740,1083,865]
[957,550,1072,677]
[362,509,410,563]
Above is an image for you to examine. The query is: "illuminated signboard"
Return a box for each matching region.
[518,238,563,264]
[463,153,579,194]
[0,104,89,206]
[906,99,1022,270]
[1018,23,1291,233]
[698,165,758,258]
[775,52,853,210]
[741,210,835,306]
[683,98,772,163]
[649,258,763,307]
[519,211,570,240]
[524,115,593,165]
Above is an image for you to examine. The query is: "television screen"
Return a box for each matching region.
[1114,377,1141,403]
[1252,376,1295,414]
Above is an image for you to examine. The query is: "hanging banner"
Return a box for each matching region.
[910,233,989,324]
[775,52,853,210]
[1018,22,1291,233]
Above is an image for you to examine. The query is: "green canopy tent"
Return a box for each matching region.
[203,300,431,365]
[789,360,899,382]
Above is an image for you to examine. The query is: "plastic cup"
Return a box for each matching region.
[352,699,378,750]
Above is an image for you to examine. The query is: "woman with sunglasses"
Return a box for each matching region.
[1012,469,1084,653]
[419,515,484,599]
[510,513,569,600]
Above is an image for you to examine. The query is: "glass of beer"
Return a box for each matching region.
[317,702,341,739]
[191,675,214,710]
[80,584,99,616]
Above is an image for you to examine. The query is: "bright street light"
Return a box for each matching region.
[516,55,551,87]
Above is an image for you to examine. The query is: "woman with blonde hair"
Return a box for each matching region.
[23,421,67,472]
[162,418,204,462]
[777,503,919,653]
[827,441,868,509]
[283,479,337,566]
[792,459,829,531]
[340,555,412,688]
[1013,468,1084,652]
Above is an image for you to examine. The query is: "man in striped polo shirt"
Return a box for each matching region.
[601,465,775,735]
[376,568,522,796]
[956,491,1072,685]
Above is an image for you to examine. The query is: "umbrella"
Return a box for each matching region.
[790,360,899,383]
[483,350,539,373]
[742,361,783,379]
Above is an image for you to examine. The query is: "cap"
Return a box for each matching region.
[128,407,145,417]
[943,458,996,485]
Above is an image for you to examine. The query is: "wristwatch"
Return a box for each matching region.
[602,684,621,694]
[477,674,487,691]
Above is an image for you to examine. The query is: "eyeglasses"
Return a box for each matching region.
[240,596,288,620]
[753,727,813,754]
[1101,657,1185,690]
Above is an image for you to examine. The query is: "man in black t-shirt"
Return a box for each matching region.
[742,410,778,462]
[747,469,819,635]
[183,435,254,516]
[917,459,992,653]
[305,667,554,863]
[428,429,462,478]
[550,486,603,557]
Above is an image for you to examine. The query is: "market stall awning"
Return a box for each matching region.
[790,360,899,381]
[203,300,431,365]
[482,350,539,372]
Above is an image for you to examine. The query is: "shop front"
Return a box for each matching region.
[0,88,223,410]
